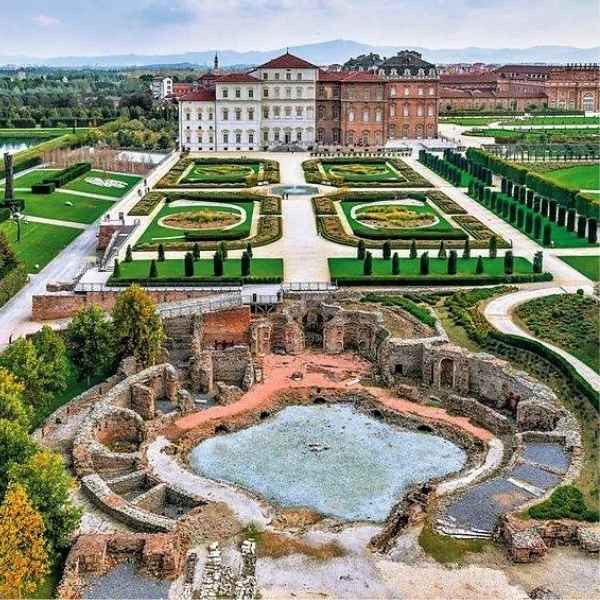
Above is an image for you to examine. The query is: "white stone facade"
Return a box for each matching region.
[178,53,318,152]
[151,77,173,100]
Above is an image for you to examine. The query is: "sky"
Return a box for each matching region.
[3,0,598,57]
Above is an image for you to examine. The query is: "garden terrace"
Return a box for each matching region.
[303,157,433,188]
[313,190,509,249]
[110,257,284,286]
[328,257,552,287]
[511,163,599,192]
[156,157,280,188]
[515,294,599,374]
[558,256,600,281]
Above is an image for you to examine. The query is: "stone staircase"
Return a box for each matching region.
[268,313,288,352]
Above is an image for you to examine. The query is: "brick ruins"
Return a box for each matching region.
[53,292,592,598]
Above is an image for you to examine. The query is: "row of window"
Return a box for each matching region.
[318,85,436,100]
[315,123,436,145]
[261,70,307,81]
[184,106,315,121]
[185,127,314,145]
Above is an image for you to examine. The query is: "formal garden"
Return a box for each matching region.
[156,157,280,188]
[462,127,600,144]
[558,256,599,281]
[313,190,507,250]
[132,191,282,252]
[515,293,599,373]
[303,157,432,187]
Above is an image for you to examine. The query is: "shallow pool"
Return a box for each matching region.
[189,404,467,522]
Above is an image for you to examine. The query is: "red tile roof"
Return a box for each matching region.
[215,73,259,83]
[257,52,318,70]
[179,89,216,102]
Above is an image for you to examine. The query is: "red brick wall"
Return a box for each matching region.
[32,290,218,321]
[202,307,251,347]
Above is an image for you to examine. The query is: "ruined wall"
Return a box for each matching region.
[211,346,254,390]
[201,307,251,348]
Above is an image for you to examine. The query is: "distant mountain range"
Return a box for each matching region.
[1,40,598,68]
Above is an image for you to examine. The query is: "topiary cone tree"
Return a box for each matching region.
[213,251,224,277]
[534,214,543,239]
[437,241,446,259]
[504,250,514,275]
[447,250,457,275]
[184,252,194,277]
[462,238,470,259]
[363,251,373,276]
[542,223,552,246]
[241,251,251,277]
[566,209,576,232]
[246,242,253,258]
[420,252,429,275]
[193,243,201,261]
[409,239,417,259]
[475,255,484,274]
[149,260,158,279]
[382,240,392,260]
[577,216,587,239]
[157,243,165,262]
[533,250,543,273]
[392,252,400,275]
[218,241,228,259]
[113,258,121,279]
[587,218,598,244]
[357,239,366,260]
[488,235,497,259]
[125,245,133,263]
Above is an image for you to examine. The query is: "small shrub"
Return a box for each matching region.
[113,259,121,278]
[475,255,484,274]
[529,486,599,522]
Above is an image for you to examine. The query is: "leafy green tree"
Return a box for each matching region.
[184,252,194,277]
[488,235,497,259]
[420,252,429,275]
[157,244,165,262]
[0,339,46,409]
[392,252,400,275]
[475,255,484,274]
[0,232,18,276]
[0,420,37,495]
[66,305,114,383]
[382,241,391,260]
[357,240,366,260]
[124,245,133,262]
[241,251,251,277]
[504,250,514,275]
[409,240,417,259]
[111,285,165,367]
[192,243,201,261]
[149,259,158,279]
[437,241,446,258]
[447,250,457,275]
[213,252,224,277]
[33,326,68,396]
[363,252,373,276]
[9,450,81,554]
[462,238,470,259]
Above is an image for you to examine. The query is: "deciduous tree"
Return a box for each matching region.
[0,483,49,600]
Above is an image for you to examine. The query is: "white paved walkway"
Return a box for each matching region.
[484,287,600,392]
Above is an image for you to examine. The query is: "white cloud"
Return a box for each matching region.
[33,14,61,27]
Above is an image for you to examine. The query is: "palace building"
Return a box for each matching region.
[178,50,439,152]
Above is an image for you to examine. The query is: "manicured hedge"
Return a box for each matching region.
[41,162,91,188]
[107,275,282,287]
[31,183,56,194]
[332,273,552,287]
[466,148,528,184]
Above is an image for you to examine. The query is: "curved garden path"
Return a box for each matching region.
[483,287,600,393]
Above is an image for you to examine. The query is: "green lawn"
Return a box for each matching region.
[137,201,254,245]
[559,255,600,281]
[464,128,600,143]
[322,161,405,183]
[0,220,81,272]
[439,116,501,126]
[11,168,61,187]
[181,162,260,184]
[63,169,142,198]
[19,190,114,224]
[516,294,599,373]
[329,256,535,278]
[114,257,283,281]
[340,199,460,239]
[543,165,599,190]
